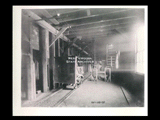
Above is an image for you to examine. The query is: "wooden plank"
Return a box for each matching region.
[40,9,59,25]
[23,9,89,55]
[23,9,68,41]
[49,26,69,48]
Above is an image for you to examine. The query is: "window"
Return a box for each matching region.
[136,23,145,74]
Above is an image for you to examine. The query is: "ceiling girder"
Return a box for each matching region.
[58,9,132,23]
[23,9,89,55]
[68,15,137,28]
[49,25,70,48]
[65,21,135,33]
[65,25,130,37]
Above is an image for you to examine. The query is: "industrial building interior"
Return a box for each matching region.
[21,7,146,108]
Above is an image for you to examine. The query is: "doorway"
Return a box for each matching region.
[33,50,42,94]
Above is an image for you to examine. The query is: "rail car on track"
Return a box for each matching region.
[54,56,85,89]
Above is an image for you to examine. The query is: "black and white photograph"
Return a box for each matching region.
[13,5,148,116]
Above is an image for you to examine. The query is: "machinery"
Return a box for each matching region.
[89,62,111,82]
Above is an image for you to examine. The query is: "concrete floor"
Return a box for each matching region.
[22,74,138,107]
[59,79,137,107]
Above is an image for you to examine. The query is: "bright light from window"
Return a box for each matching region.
[136,22,145,74]
[137,25,145,52]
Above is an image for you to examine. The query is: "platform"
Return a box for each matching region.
[22,73,139,107]
[58,79,137,107]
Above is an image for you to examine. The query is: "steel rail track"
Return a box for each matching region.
[54,74,91,107]
[120,86,130,106]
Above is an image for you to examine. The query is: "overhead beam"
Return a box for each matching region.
[23,9,69,42]
[67,37,80,48]
[66,21,134,32]
[67,27,129,39]
[58,9,134,23]
[62,36,82,56]
[49,25,70,48]
[63,16,136,32]
[32,9,59,25]
[66,32,108,39]
[69,16,137,28]
[40,10,60,25]
[65,25,130,37]
[23,9,89,55]
[78,41,92,55]
[36,9,88,22]
[44,10,60,25]
[57,9,88,15]
[73,43,89,55]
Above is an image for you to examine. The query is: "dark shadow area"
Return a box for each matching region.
[63,88,74,90]
[111,71,144,106]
